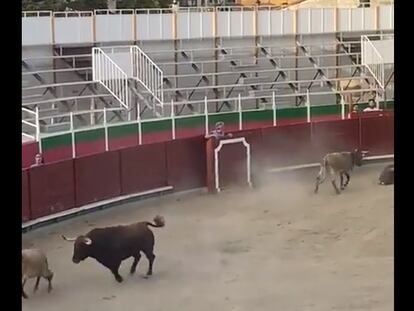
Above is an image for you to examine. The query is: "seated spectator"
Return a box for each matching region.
[352,104,359,113]
[30,153,44,168]
[363,99,382,112]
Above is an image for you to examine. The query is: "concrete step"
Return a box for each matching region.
[38,108,62,118]
[40,122,71,133]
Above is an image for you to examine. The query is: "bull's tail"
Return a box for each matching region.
[146,215,165,228]
[314,157,328,193]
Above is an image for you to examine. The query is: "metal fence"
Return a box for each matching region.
[22,107,40,146]
[22,4,394,45]
[361,35,385,89]
[131,45,164,106]
[92,47,130,109]
[36,92,394,159]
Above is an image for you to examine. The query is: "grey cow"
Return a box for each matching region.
[22,249,54,299]
[314,149,368,194]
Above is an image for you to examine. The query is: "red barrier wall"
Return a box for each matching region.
[74,151,121,206]
[261,123,314,167]
[232,129,264,160]
[22,141,39,169]
[166,136,206,191]
[29,160,76,219]
[22,170,31,222]
[311,118,360,159]
[120,143,168,195]
[218,142,248,188]
[361,115,394,155]
[22,116,394,224]
[43,147,73,164]
[231,130,265,184]
[142,132,173,145]
[109,136,138,151]
[75,139,106,157]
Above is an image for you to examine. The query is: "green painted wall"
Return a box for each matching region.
[244,109,273,122]
[142,119,172,133]
[40,101,394,152]
[75,128,105,143]
[108,123,138,139]
[42,133,72,151]
[176,116,205,129]
[209,113,239,126]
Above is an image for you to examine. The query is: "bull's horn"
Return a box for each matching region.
[62,235,76,242]
[83,237,92,245]
[362,150,369,154]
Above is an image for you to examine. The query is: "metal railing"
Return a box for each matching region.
[22,11,51,17]
[23,4,394,45]
[34,92,393,159]
[22,107,40,145]
[361,35,385,89]
[130,45,164,106]
[92,47,130,109]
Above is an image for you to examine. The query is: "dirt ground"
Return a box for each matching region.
[22,162,394,311]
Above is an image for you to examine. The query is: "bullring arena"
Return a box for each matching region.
[22,1,394,310]
[23,163,393,311]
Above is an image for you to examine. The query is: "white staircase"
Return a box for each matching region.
[361,34,394,90]
[92,47,130,109]
[92,46,165,116]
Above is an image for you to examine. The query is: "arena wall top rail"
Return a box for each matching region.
[22,5,394,46]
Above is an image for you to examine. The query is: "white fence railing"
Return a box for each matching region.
[35,93,393,156]
[22,107,40,145]
[22,5,394,45]
[130,45,164,106]
[361,35,385,89]
[92,47,130,109]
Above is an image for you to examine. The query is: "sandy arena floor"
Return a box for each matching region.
[22,162,394,311]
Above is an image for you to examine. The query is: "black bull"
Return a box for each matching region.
[62,215,165,283]
[379,164,394,185]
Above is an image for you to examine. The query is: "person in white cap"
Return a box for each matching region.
[205,122,233,140]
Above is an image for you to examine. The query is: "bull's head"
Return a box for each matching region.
[353,149,369,166]
[62,235,92,264]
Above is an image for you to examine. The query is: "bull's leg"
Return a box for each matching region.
[22,278,28,299]
[340,173,345,190]
[109,264,123,283]
[314,167,325,194]
[343,172,350,188]
[314,176,321,194]
[33,277,40,292]
[45,273,53,293]
[143,251,156,277]
[329,170,340,194]
[331,180,340,194]
[130,253,141,275]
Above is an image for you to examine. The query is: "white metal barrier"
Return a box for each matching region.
[53,11,94,44]
[22,4,394,45]
[130,45,164,106]
[361,35,385,89]
[22,107,40,145]
[92,47,130,109]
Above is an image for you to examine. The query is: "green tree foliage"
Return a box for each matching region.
[23,0,65,11]
[22,0,174,11]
